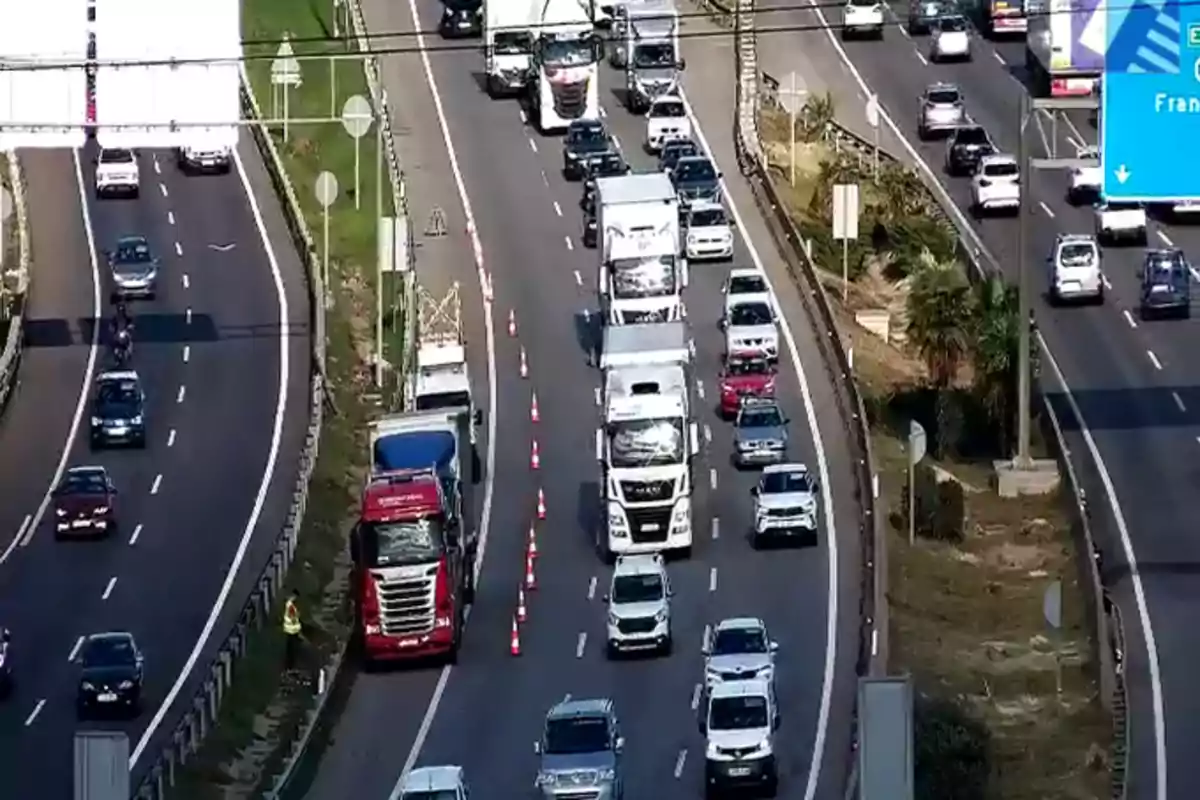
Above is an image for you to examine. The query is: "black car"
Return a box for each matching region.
[581,151,629,208]
[671,155,721,207]
[77,631,144,718]
[438,0,482,39]
[562,120,611,180]
[1140,248,1191,320]
[90,370,146,448]
[659,138,699,173]
[908,0,953,33]
[944,125,995,176]
[582,192,598,248]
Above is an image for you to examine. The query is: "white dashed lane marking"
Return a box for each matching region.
[1123,309,1138,329]
[128,523,144,546]
[24,700,45,727]
[68,636,84,662]
[1147,350,1163,371]
[102,576,117,600]
[1173,391,1186,412]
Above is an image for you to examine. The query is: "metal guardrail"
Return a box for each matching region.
[0,154,31,416]
[129,70,326,800]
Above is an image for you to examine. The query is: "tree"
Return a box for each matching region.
[970,275,1020,453]
[873,163,930,223]
[798,92,835,143]
[906,262,973,387]
[808,150,862,224]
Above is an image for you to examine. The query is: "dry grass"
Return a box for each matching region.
[759,112,1112,798]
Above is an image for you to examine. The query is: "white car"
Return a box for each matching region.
[722,268,770,319]
[1047,234,1104,305]
[929,15,971,62]
[604,553,672,657]
[971,154,1020,216]
[724,299,779,361]
[703,678,780,796]
[752,463,819,547]
[94,148,140,198]
[685,201,734,261]
[1095,199,1147,245]
[645,95,691,153]
[841,0,885,38]
[704,617,778,690]
[1168,199,1200,220]
[177,145,232,174]
[399,766,468,800]
[1067,145,1100,205]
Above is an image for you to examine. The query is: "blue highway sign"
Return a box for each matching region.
[1100,0,1200,200]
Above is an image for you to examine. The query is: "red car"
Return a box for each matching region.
[718,355,777,419]
[54,466,118,539]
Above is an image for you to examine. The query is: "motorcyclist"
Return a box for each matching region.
[111,301,133,363]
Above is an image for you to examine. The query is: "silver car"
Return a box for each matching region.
[704,617,777,689]
[107,236,159,299]
[918,83,965,140]
[733,398,788,468]
[535,698,624,800]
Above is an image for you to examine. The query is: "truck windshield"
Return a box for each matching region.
[415,390,471,411]
[611,257,679,298]
[709,695,769,730]
[494,31,533,54]
[609,418,685,467]
[361,519,444,567]
[632,43,675,68]
[541,38,594,68]
[544,717,611,754]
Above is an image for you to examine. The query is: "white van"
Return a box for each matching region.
[1048,233,1104,305]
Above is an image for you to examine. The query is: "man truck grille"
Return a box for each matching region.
[377,569,436,635]
[626,506,672,543]
[551,79,589,118]
[620,479,674,503]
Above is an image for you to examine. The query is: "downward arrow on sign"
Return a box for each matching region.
[1115,165,1132,184]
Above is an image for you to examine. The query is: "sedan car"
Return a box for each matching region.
[90,369,146,448]
[945,124,996,176]
[930,15,971,62]
[751,462,820,546]
[659,137,700,173]
[562,119,611,180]
[671,155,721,207]
[77,631,144,718]
[733,398,789,468]
[724,299,779,361]
[438,0,482,38]
[581,150,629,209]
[918,83,965,140]
[703,617,777,689]
[685,201,734,261]
[1140,248,1191,320]
[54,466,118,539]
[718,354,776,419]
[106,235,159,299]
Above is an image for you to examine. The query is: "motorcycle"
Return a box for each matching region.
[112,326,133,366]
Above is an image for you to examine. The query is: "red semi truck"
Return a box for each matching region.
[351,409,477,665]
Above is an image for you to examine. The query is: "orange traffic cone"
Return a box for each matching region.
[510,616,521,656]
[508,309,517,337]
[517,586,528,622]
[531,392,540,423]
[519,347,529,378]
[531,440,541,470]
[537,489,547,520]
[525,551,538,590]
[527,525,538,558]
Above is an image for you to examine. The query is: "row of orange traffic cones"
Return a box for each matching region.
[511,524,540,656]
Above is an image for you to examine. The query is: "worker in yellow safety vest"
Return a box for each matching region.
[282,592,302,669]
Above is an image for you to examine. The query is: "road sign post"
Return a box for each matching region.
[832,183,860,302]
[907,420,926,545]
[271,35,304,142]
[866,95,881,183]
[340,95,374,210]
[315,171,339,309]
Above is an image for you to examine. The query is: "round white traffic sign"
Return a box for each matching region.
[341,95,373,140]
[315,171,339,208]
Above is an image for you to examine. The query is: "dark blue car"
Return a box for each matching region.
[1139,249,1191,320]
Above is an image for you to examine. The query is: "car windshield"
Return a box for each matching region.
[726,358,771,377]
[849,0,876,6]
[650,100,686,118]
[762,469,811,494]
[611,257,679,298]
[544,716,611,754]
[114,241,152,264]
[675,159,716,183]
[612,573,664,604]
[730,302,772,326]
[403,792,457,800]
[541,39,594,68]
[740,406,783,429]
[955,127,989,145]
[82,636,135,668]
[569,124,607,148]
[690,208,726,227]
[96,380,140,411]
[1058,243,1096,267]
[1146,257,1185,284]
[709,695,769,730]
[927,89,960,105]
[983,161,1018,177]
[58,471,107,495]
[728,274,767,294]
[360,518,444,567]
[100,149,133,164]
[609,418,685,467]
[938,15,967,31]
[712,626,769,655]
[633,42,675,68]
[493,31,532,53]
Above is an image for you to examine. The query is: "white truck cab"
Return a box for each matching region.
[702,678,780,796]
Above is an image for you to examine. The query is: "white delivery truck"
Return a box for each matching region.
[405,283,482,444]
[622,0,684,112]
[597,321,698,560]
[484,0,535,96]
[596,173,687,325]
[529,0,602,132]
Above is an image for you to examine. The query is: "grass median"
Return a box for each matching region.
[169,1,399,794]
[759,105,1112,798]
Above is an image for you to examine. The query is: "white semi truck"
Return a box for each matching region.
[597,321,698,560]
[406,284,481,447]
[597,173,686,325]
[529,0,602,132]
[620,0,684,113]
[484,0,535,97]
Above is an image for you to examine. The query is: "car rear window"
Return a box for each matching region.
[100,149,134,164]
[928,89,959,104]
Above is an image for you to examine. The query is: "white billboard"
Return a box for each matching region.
[0,0,89,149]
[95,0,241,149]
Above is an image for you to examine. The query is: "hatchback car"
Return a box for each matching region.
[918,83,965,140]
[438,0,482,38]
[90,369,147,448]
[671,156,721,207]
[733,398,789,468]
[945,125,996,176]
[562,119,611,180]
[659,138,700,173]
[54,466,118,539]
[1140,248,1191,320]
[685,201,734,261]
[77,631,144,718]
[930,14,971,62]
[106,235,159,299]
[703,617,778,689]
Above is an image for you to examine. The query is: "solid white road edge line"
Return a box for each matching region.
[128,150,292,767]
[390,0,501,793]
[680,90,840,800]
[1,151,102,560]
[804,3,1168,795]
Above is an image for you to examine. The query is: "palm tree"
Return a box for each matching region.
[873,164,931,223]
[906,263,973,387]
[809,150,862,221]
[970,276,1021,453]
[799,92,836,143]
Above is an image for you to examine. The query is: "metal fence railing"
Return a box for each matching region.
[0,154,31,416]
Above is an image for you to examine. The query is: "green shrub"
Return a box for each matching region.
[914,695,991,800]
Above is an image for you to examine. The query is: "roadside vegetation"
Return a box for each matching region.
[760,101,1112,799]
[169,0,396,795]
[0,155,18,339]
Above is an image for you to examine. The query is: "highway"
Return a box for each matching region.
[0,141,311,796]
[745,3,1200,795]
[301,4,861,799]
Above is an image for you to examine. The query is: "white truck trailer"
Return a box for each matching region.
[529,0,602,132]
[597,173,686,325]
[484,0,536,96]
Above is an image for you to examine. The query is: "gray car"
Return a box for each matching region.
[107,236,159,299]
[671,155,721,207]
[535,698,624,800]
[918,83,965,140]
[733,398,788,468]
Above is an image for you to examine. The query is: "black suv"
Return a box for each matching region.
[562,120,611,180]
[1140,248,1191,320]
[945,124,996,176]
[90,370,146,448]
[438,0,482,38]
[77,631,144,718]
[659,138,699,173]
[581,151,629,209]
[671,155,721,207]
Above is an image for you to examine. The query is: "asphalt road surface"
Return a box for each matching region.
[0,141,311,797]
[300,5,862,800]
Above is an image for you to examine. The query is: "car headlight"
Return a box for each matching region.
[687,234,697,245]
[81,681,95,691]
[118,680,134,690]
[93,506,108,515]
[706,740,722,759]
[132,415,143,425]
[597,768,616,782]
[56,508,67,517]
[655,607,668,622]
[536,771,558,788]
[91,416,102,426]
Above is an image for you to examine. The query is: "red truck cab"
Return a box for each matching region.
[719,354,777,419]
[351,468,466,665]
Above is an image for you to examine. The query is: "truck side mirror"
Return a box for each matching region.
[595,428,604,462]
[601,593,609,602]
[770,641,779,652]
[533,741,541,754]
[615,736,624,751]
[689,422,700,457]
[473,409,483,426]
[677,58,687,70]
[751,486,759,496]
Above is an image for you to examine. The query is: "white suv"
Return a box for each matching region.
[1048,234,1104,305]
[604,553,672,658]
[841,0,885,39]
[971,153,1020,216]
[702,678,780,796]
[94,149,139,198]
[704,617,778,690]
